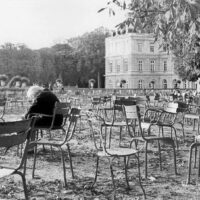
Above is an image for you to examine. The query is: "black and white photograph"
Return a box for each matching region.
[0,0,200,199]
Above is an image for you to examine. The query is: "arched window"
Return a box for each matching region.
[149,80,155,89]
[173,79,177,88]
[138,80,143,89]
[163,79,167,89]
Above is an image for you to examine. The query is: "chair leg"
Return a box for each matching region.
[198,149,200,177]
[32,144,38,178]
[66,143,74,179]
[124,156,130,189]
[119,126,122,146]
[109,127,112,148]
[172,141,177,175]
[194,146,198,168]
[187,143,196,184]
[158,140,162,171]
[145,141,148,179]
[162,126,164,137]
[91,156,99,188]
[15,171,28,200]
[135,153,146,199]
[193,119,196,131]
[59,146,67,187]
[172,127,178,149]
[109,158,115,190]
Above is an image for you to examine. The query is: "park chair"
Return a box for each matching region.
[100,99,136,147]
[153,102,180,147]
[184,104,200,135]
[31,107,81,187]
[187,135,200,184]
[0,118,36,200]
[123,104,177,179]
[86,110,146,199]
[32,101,71,140]
[91,96,101,110]
[175,101,189,140]
[0,97,7,121]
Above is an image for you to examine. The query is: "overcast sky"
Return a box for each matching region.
[0,0,125,49]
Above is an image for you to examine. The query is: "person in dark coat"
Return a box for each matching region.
[25,85,63,127]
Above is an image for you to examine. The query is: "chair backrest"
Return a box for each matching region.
[91,97,101,105]
[54,101,71,117]
[86,111,103,151]
[112,99,136,122]
[164,102,178,113]
[64,107,81,142]
[51,101,71,128]
[123,104,139,120]
[0,118,34,169]
[114,99,136,110]
[176,101,189,113]
[123,105,147,140]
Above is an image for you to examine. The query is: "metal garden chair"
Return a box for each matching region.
[0,97,6,121]
[123,104,177,179]
[99,99,137,147]
[86,110,146,199]
[31,106,81,187]
[187,135,200,184]
[0,118,36,200]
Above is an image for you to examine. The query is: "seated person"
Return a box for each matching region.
[25,85,63,127]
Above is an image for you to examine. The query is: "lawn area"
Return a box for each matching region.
[0,106,200,200]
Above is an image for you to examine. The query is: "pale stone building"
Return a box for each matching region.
[105,32,195,89]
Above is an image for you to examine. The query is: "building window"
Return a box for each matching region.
[173,79,177,88]
[138,60,143,72]
[108,80,113,88]
[183,81,187,89]
[150,60,155,72]
[163,79,167,89]
[150,45,154,53]
[116,60,120,72]
[138,80,143,89]
[116,80,120,88]
[109,62,113,73]
[123,59,128,72]
[164,61,167,72]
[150,80,155,89]
[138,43,142,52]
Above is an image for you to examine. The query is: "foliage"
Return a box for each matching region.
[101,0,200,81]
[0,74,8,81]
[68,27,110,87]
[0,27,109,87]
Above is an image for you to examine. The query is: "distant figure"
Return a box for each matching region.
[25,85,63,127]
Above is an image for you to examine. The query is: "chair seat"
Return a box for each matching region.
[156,121,174,126]
[131,135,174,144]
[103,121,129,126]
[185,114,199,119]
[97,148,138,157]
[33,138,64,146]
[35,126,63,130]
[0,168,15,178]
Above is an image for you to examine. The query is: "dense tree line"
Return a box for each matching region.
[0,27,109,88]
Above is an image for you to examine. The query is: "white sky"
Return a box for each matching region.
[0,0,125,49]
